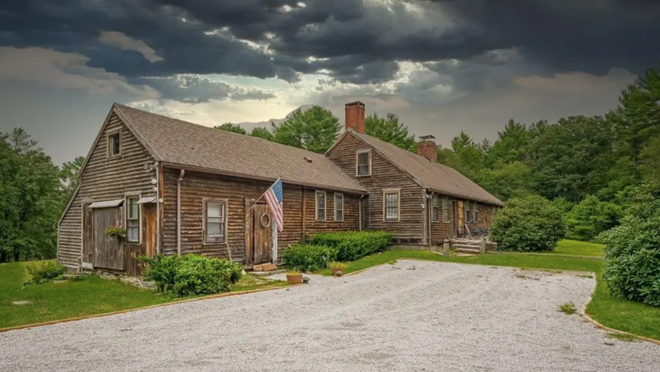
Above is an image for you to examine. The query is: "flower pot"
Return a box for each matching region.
[331,267,344,277]
[286,273,303,285]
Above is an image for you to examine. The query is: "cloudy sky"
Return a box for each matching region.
[1,0,658,164]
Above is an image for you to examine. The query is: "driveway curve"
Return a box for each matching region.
[1,260,658,372]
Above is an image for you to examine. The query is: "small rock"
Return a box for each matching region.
[302,277,310,284]
[335,270,343,277]
[12,300,31,306]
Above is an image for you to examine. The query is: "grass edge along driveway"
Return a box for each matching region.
[321,240,660,342]
[0,262,287,330]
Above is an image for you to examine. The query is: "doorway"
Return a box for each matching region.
[252,203,273,265]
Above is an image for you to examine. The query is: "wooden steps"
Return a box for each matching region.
[450,238,486,255]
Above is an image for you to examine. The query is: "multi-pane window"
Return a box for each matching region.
[316,191,326,221]
[432,196,440,222]
[465,201,472,223]
[465,201,478,223]
[109,132,121,157]
[205,201,226,244]
[442,197,450,223]
[126,196,139,242]
[334,193,344,221]
[474,203,479,223]
[384,190,400,222]
[356,150,371,176]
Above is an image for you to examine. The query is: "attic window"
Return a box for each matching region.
[108,132,121,157]
[356,149,371,176]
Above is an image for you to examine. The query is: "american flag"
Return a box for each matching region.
[264,178,284,232]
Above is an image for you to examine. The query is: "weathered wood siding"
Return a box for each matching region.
[327,132,424,244]
[57,111,157,270]
[161,169,361,263]
[429,196,454,246]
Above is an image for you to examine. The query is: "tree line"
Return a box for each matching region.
[0,129,82,262]
[220,62,660,242]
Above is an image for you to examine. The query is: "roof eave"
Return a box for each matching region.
[161,162,367,195]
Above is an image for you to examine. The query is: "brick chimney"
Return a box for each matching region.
[345,101,365,134]
[418,135,437,162]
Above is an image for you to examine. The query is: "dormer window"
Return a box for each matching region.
[356,149,371,176]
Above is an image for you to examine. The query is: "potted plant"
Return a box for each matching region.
[286,270,303,285]
[105,220,126,242]
[329,262,348,277]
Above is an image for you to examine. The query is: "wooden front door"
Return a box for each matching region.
[456,200,465,236]
[143,203,157,258]
[252,203,273,265]
[92,207,124,270]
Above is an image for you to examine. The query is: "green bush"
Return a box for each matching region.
[600,186,660,306]
[140,254,243,297]
[490,195,566,252]
[310,231,392,261]
[25,260,66,285]
[283,244,337,272]
[566,195,622,242]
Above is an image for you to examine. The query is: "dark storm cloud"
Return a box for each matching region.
[135,75,275,103]
[1,0,659,97]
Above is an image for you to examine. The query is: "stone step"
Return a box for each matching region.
[455,247,480,255]
[452,243,481,250]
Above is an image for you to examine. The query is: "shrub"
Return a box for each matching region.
[283,244,336,272]
[490,195,566,252]
[600,186,660,306]
[140,254,243,297]
[329,261,348,270]
[565,195,622,242]
[311,231,392,261]
[25,260,66,285]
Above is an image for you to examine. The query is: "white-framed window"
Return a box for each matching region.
[125,196,140,243]
[316,191,326,221]
[334,193,344,221]
[383,189,400,222]
[204,199,227,244]
[356,149,371,176]
[442,197,450,223]
[108,131,121,157]
[432,196,440,222]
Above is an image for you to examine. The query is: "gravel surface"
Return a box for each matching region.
[1,260,658,372]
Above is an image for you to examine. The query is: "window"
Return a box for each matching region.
[465,201,478,223]
[356,150,371,176]
[432,196,440,222]
[474,203,479,223]
[334,193,344,221]
[316,191,326,221]
[205,200,226,244]
[383,189,400,222]
[126,196,139,243]
[465,201,472,223]
[442,197,450,223]
[108,132,121,157]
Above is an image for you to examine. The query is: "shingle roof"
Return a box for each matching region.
[350,130,504,206]
[114,104,366,194]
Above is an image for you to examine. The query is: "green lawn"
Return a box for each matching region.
[322,240,660,341]
[0,261,286,330]
[553,239,605,257]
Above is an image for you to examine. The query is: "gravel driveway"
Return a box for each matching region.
[1,260,658,372]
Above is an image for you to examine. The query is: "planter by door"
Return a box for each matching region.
[252,203,273,265]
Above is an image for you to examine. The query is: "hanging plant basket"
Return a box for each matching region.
[105,227,127,242]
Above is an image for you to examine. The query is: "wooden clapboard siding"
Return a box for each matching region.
[57,111,157,270]
[429,196,455,245]
[327,132,424,244]
[161,168,361,263]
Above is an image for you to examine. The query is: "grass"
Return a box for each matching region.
[553,240,605,257]
[559,302,577,315]
[320,240,660,341]
[0,261,286,330]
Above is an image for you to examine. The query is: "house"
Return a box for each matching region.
[57,102,503,274]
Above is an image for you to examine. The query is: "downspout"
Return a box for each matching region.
[428,191,433,250]
[177,169,185,256]
[155,161,161,255]
[359,194,366,231]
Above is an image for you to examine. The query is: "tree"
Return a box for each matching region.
[59,156,85,207]
[250,126,274,141]
[271,106,341,153]
[365,113,417,152]
[480,161,533,201]
[565,195,622,242]
[638,137,660,185]
[490,195,567,252]
[0,128,62,262]
[484,119,530,167]
[215,123,247,135]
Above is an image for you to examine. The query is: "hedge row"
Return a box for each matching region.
[284,231,392,272]
[141,254,243,297]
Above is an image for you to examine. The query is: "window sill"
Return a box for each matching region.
[202,242,227,246]
[355,174,371,178]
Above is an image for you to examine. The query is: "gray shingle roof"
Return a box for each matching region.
[114,104,366,194]
[351,130,504,206]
